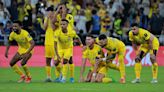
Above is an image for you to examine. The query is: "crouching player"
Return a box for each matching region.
[129,23,159,83]
[96,34,126,83]
[79,34,110,83]
[5,20,35,83]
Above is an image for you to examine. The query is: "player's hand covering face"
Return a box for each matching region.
[85,37,94,47]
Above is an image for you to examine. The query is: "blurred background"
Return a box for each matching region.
[0,0,164,46]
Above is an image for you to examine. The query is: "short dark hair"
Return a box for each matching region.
[86,34,94,38]
[0,2,3,6]
[13,20,22,26]
[46,6,54,11]
[61,19,69,23]
[92,9,97,15]
[0,22,4,26]
[131,23,139,27]
[99,34,107,40]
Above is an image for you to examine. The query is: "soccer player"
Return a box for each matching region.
[79,34,108,83]
[129,23,159,83]
[54,4,76,83]
[54,19,81,83]
[43,6,59,82]
[96,34,126,83]
[5,20,35,83]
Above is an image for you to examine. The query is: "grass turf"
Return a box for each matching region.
[0,67,164,92]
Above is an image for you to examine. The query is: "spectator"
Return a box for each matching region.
[97,4,107,19]
[112,5,124,39]
[106,1,115,19]
[89,9,100,36]
[0,22,4,34]
[17,3,25,22]
[4,20,12,35]
[159,0,164,17]
[0,22,8,45]
[159,25,164,45]
[100,12,111,36]
[10,0,18,21]
[0,2,10,25]
[122,0,131,20]
[149,9,164,35]
[85,3,93,33]
[138,7,149,29]
[35,0,46,15]
[74,9,87,34]
[1,0,11,8]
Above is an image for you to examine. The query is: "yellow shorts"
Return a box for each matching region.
[90,65,107,76]
[58,47,73,60]
[97,66,108,75]
[45,45,55,58]
[140,37,159,54]
[18,48,33,55]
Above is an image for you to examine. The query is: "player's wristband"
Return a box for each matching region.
[92,73,96,77]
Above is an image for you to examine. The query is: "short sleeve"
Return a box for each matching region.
[82,49,88,59]
[95,37,99,44]
[67,14,74,28]
[9,32,14,41]
[44,17,48,24]
[24,30,33,42]
[129,31,134,41]
[142,30,150,41]
[97,47,104,58]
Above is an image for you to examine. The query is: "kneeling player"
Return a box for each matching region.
[96,34,126,83]
[79,34,108,82]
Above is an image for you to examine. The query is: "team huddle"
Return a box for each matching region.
[4,4,159,84]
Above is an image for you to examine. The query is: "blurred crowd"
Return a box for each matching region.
[0,0,164,45]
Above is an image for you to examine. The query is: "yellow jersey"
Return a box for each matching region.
[129,28,157,45]
[54,28,77,49]
[57,14,74,29]
[44,17,55,46]
[9,29,33,54]
[85,8,92,21]
[96,37,125,55]
[82,44,105,67]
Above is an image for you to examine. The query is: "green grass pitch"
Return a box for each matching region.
[0,67,164,92]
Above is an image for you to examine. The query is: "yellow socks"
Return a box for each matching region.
[12,64,24,76]
[69,64,74,78]
[46,66,51,78]
[134,62,142,79]
[55,63,62,78]
[22,65,31,77]
[118,56,125,79]
[62,64,68,79]
[102,77,113,83]
[152,62,158,79]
